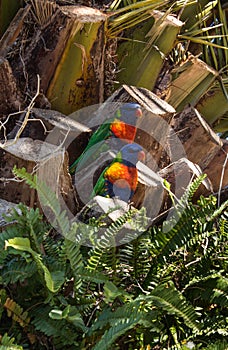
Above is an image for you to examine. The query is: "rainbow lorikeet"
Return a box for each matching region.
[92,143,145,202]
[69,103,142,174]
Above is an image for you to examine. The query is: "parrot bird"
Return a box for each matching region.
[92,143,145,202]
[69,103,142,174]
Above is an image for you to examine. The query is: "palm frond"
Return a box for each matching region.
[108,0,165,37]
[28,0,58,28]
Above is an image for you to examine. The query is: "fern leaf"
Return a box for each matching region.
[92,317,140,350]
[77,269,109,284]
[0,226,24,265]
[89,299,141,334]
[31,305,81,346]
[184,275,228,307]
[209,200,228,221]
[143,283,200,331]
[4,298,30,327]
[91,301,142,350]
[5,237,64,293]
[1,258,37,284]
[152,193,219,264]
[0,333,23,349]
[185,174,208,203]
[64,238,84,291]
[203,340,228,350]
[49,305,87,332]
[12,167,70,237]
[119,234,151,281]
[87,209,145,272]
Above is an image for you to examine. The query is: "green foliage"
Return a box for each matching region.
[0,169,227,349]
[13,167,71,237]
[0,333,23,350]
[204,340,228,350]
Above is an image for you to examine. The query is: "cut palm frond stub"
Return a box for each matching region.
[166,56,219,112]
[47,6,107,114]
[115,10,183,91]
[196,78,228,131]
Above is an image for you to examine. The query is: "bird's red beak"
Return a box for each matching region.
[138,150,145,162]
[135,108,142,117]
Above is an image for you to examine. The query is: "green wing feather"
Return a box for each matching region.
[91,150,123,198]
[73,141,110,172]
[70,120,114,174]
[86,120,113,148]
[91,167,107,198]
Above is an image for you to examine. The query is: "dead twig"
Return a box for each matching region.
[0,110,23,145]
[0,75,41,149]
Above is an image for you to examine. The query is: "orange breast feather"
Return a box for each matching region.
[104,163,138,191]
[110,121,136,142]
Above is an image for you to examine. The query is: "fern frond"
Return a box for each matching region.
[203,340,228,350]
[154,205,198,262]
[0,227,24,265]
[64,238,84,291]
[0,333,23,349]
[4,297,30,327]
[89,299,141,333]
[119,234,151,281]
[77,269,109,284]
[49,305,87,332]
[153,193,219,264]
[143,283,200,331]
[209,200,228,222]
[31,305,61,337]
[1,258,37,285]
[184,275,228,307]
[31,304,82,346]
[218,214,228,247]
[87,208,147,272]
[12,167,70,237]
[42,233,64,261]
[5,237,64,293]
[91,300,142,350]
[93,316,140,350]
[177,174,208,207]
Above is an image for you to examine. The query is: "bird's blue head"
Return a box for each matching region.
[116,103,142,124]
[118,143,145,166]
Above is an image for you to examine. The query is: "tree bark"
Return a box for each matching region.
[0,3,107,114]
[140,157,213,220]
[203,140,228,193]
[171,106,223,169]
[26,107,91,166]
[0,58,23,115]
[0,138,77,213]
[0,198,20,231]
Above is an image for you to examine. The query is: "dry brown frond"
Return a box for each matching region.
[29,0,58,28]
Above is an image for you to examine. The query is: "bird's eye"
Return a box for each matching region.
[135,108,142,117]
